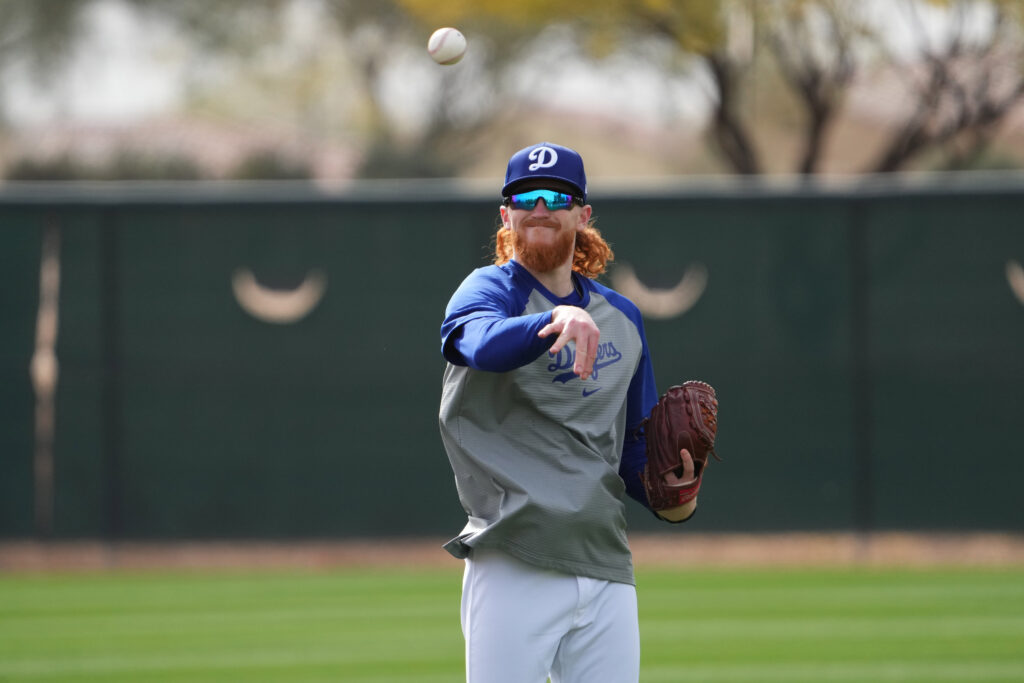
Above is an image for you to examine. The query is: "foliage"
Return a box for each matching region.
[1,0,1023,176]
[229,149,313,180]
[385,0,1024,174]
[5,149,204,180]
[0,0,91,78]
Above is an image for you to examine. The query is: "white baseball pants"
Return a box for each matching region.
[461,546,640,683]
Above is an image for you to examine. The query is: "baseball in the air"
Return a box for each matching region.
[428,27,467,65]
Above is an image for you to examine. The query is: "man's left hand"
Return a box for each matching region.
[656,449,698,522]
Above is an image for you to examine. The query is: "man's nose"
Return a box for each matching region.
[530,198,551,214]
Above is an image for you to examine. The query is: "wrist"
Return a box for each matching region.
[656,499,697,523]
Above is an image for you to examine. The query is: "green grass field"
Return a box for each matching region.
[1,566,1022,682]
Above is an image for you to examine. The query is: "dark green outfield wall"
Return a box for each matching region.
[2,179,1022,538]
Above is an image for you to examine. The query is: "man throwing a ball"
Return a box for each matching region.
[439,142,698,682]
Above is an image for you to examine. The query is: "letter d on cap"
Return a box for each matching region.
[528,146,558,171]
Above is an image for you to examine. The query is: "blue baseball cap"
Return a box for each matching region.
[502,142,587,201]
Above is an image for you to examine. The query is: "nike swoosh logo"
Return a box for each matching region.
[582,387,602,397]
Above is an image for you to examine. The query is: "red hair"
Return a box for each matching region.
[493,223,614,278]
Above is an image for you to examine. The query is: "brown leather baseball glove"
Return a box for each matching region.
[641,380,720,512]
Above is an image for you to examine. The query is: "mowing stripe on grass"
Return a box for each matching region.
[1,566,1021,682]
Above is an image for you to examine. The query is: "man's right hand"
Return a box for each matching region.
[538,305,600,380]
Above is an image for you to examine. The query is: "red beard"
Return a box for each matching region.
[513,224,576,273]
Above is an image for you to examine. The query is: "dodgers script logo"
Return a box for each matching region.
[548,341,624,396]
[528,146,558,171]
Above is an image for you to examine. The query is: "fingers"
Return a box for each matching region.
[538,321,571,351]
[537,321,559,340]
[664,450,696,486]
[551,327,595,379]
[538,306,600,380]
[575,327,600,380]
[680,448,695,480]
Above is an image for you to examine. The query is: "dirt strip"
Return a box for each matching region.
[628,532,1024,568]
[1,533,1022,573]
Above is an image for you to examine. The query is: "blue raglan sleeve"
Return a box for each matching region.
[440,267,555,372]
[619,337,658,508]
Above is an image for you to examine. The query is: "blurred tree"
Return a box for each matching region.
[319,0,494,177]
[230,148,311,180]
[610,0,1024,174]
[123,0,499,177]
[869,0,1024,172]
[399,0,1024,174]
[0,0,93,126]
[3,0,1022,176]
[5,149,204,180]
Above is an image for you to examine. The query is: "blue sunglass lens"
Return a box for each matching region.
[509,189,576,211]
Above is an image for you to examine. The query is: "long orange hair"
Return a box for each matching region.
[493,223,614,279]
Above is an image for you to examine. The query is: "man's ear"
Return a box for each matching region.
[500,204,510,226]
[576,204,592,230]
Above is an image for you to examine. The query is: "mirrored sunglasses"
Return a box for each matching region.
[504,189,583,211]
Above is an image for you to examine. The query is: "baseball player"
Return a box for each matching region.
[439,142,698,683]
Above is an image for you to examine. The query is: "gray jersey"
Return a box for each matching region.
[439,261,657,585]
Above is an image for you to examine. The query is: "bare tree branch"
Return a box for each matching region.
[871,2,1024,173]
[766,4,855,174]
[706,51,762,174]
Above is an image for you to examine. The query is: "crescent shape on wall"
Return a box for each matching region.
[232,268,327,324]
[609,263,708,320]
[1008,260,1024,306]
